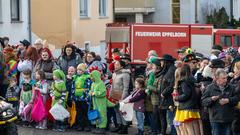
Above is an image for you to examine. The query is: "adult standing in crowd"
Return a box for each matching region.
[147,59,162,135]
[111,60,130,134]
[17,39,31,59]
[17,46,38,87]
[85,52,104,72]
[34,48,59,84]
[229,57,240,135]
[57,43,83,74]
[158,54,176,135]
[202,69,239,135]
[174,64,202,135]
[33,39,44,58]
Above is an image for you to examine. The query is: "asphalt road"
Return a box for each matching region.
[18,126,137,135]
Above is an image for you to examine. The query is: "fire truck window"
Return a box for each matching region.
[220,36,232,47]
[234,35,240,47]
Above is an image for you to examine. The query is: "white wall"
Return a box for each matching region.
[233,0,240,20]
[180,0,196,24]
[153,0,171,24]
[0,0,30,45]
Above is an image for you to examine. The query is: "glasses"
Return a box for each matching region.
[191,61,197,64]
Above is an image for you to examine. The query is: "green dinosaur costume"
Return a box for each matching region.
[90,70,107,129]
[74,73,90,97]
[51,69,67,107]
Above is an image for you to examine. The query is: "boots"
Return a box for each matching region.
[118,125,128,134]
[111,124,122,132]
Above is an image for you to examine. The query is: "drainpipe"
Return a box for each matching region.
[195,0,198,23]
[28,0,32,43]
[230,0,233,20]
[113,0,115,22]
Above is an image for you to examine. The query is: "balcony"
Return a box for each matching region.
[115,0,155,14]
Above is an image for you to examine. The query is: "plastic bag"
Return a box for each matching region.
[119,96,134,121]
[68,102,77,127]
[18,101,24,116]
[49,103,70,121]
[22,103,33,122]
[31,91,47,122]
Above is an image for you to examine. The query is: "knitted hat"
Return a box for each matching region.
[148,56,158,64]
[53,69,66,82]
[225,47,238,57]
[77,63,87,72]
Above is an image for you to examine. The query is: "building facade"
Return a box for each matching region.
[114,0,155,23]
[31,0,113,52]
[0,0,31,45]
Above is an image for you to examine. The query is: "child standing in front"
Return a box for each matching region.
[5,77,20,111]
[34,70,48,130]
[126,78,146,135]
[74,63,92,132]
[19,70,35,126]
[50,69,68,132]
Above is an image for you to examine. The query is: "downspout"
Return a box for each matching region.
[230,0,233,20]
[195,0,198,23]
[28,0,32,43]
[113,0,115,22]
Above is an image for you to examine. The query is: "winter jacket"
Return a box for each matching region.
[147,70,162,106]
[201,83,239,123]
[33,59,59,82]
[57,53,82,74]
[128,89,146,113]
[111,68,130,100]
[159,65,176,109]
[17,59,34,87]
[175,76,200,110]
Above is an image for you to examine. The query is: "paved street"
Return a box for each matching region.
[18,126,137,135]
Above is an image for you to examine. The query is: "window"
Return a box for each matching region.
[220,36,232,47]
[234,35,240,47]
[11,0,20,21]
[79,0,89,17]
[172,0,180,24]
[99,0,107,17]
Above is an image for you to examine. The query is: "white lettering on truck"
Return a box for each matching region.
[135,32,187,38]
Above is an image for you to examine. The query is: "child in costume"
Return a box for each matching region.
[34,70,48,129]
[50,69,67,132]
[90,70,107,134]
[19,70,35,126]
[73,63,92,131]
[5,77,20,110]
[66,66,76,107]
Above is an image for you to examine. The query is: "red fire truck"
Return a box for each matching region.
[105,23,240,62]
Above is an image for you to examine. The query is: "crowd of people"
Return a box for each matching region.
[0,36,240,135]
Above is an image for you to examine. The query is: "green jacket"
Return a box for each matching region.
[74,73,90,97]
